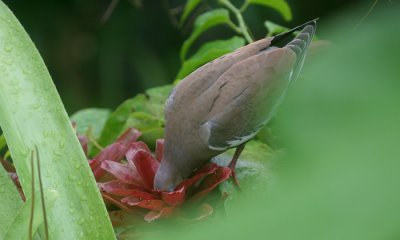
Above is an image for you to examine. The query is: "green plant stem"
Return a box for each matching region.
[228,21,242,34]
[219,0,253,43]
[240,0,250,12]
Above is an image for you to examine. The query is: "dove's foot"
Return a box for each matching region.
[228,144,245,189]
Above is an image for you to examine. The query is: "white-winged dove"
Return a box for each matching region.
[154,20,317,191]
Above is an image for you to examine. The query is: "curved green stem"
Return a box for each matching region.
[219,0,254,43]
[240,0,250,12]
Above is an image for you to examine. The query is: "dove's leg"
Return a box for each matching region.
[228,144,245,187]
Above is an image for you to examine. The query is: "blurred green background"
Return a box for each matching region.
[2,0,367,113]
[2,1,400,239]
[140,3,400,240]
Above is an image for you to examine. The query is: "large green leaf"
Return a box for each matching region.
[248,0,292,21]
[212,140,277,213]
[95,85,172,154]
[123,112,164,149]
[0,134,6,151]
[0,2,115,239]
[0,165,22,238]
[264,20,289,36]
[176,37,245,80]
[70,108,111,139]
[180,9,231,60]
[179,0,202,26]
[94,96,147,153]
[3,189,58,240]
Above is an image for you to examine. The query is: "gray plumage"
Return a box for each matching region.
[154,20,317,191]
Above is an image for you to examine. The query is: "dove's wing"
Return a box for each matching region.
[165,38,273,118]
[199,22,316,150]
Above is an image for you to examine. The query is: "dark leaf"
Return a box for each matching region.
[179,0,202,26]
[180,9,231,60]
[176,37,245,80]
[248,0,292,21]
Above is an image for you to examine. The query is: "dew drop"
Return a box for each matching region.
[58,140,65,149]
[4,45,12,52]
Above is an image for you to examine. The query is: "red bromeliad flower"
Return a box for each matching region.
[84,128,232,222]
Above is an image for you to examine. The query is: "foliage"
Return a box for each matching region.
[0,0,299,238]
[176,0,292,80]
[0,164,22,238]
[0,1,115,239]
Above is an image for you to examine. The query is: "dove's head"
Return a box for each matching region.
[154,160,184,192]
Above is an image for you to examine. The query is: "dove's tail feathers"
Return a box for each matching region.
[286,22,316,81]
[270,18,318,46]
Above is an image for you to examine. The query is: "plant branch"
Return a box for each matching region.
[240,0,250,12]
[219,0,253,43]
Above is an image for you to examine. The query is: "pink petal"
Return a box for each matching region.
[144,207,174,222]
[191,167,231,202]
[121,197,166,211]
[161,186,186,206]
[91,128,141,180]
[116,128,142,143]
[132,150,160,190]
[158,163,220,206]
[125,141,151,164]
[174,163,219,190]
[155,139,164,162]
[99,181,149,196]
[100,160,143,185]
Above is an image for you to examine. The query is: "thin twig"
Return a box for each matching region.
[87,127,104,151]
[240,0,250,12]
[162,0,180,28]
[101,0,120,24]
[352,0,379,30]
[219,0,253,43]
[28,150,35,240]
[35,146,49,240]
[89,136,104,151]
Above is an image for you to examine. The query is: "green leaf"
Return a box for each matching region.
[180,9,231,60]
[179,0,202,26]
[70,108,111,139]
[0,165,22,237]
[0,134,6,151]
[95,85,172,154]
[4,189,58,240]
[144,85,173,119]
[264,20,289,36]
[123,112,164,132]
[248,0,292,21]
[212,140,277,214]
[140,128,164,150]
[176,37,245,80]
[94,96,146,153]
[0,2,116,239]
